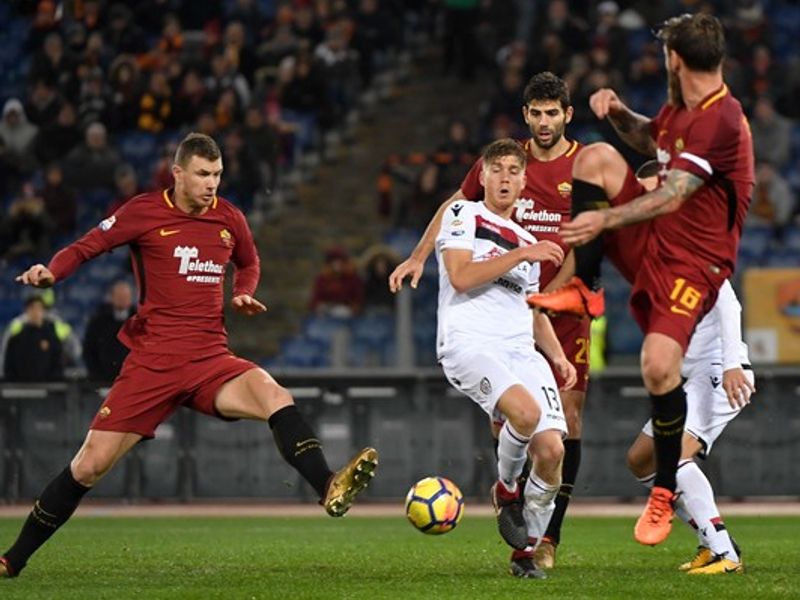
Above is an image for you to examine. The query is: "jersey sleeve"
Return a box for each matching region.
[230,208,260,297]
[459,158,485,200]
[670,105,745,183]
[48,198,150,282]
[526,260,540,295]
[713,280,745,371]
[436,201,476,253]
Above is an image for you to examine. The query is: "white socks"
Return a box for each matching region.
[523,472,559,548]
[497,421,531,492]
[676,460,739,561]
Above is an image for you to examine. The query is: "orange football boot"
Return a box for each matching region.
[634,486,676,546]
[526,276,605,318]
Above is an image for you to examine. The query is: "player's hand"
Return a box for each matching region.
[589,88,624,120]
[16,264,55,287]
[553,357,577,391]
[722,367,755,409]
[389,257,424,293]
[232,294,267,316]
[523,241,564,266]
[560,211,606,246]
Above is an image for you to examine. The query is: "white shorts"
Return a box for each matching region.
[440,343,567,437]
[642,364,753,458]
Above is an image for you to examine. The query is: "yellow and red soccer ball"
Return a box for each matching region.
[405,476,464,535]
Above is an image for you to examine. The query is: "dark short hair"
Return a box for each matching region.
[174,132,221,167]
[482,138,527,168]
[656,13,725,72]
[523,71,570,110]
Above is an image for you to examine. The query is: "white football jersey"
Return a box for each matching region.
[435,201,539,358]
[683,279,750,377]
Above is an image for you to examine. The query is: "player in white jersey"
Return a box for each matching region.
[436,139,576,580]
[627,279,754,575]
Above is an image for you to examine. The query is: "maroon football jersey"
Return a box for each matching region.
[48,190,259,356]
[460,139,580,288]
[649,85,754,277]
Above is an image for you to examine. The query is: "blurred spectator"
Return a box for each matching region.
[108,56,143,131]
[279,52,330,150]
[442,0,480,81]
[0,99,40,191]
[217,127,261,208]
[314,21,361,125]
[25,79,62,127]
[481,68,526,138]
[292,4,324,48]
[750,162,797,240]
[207,51,252,109]
[361,245,399,312]
[0,184,53,260]
[1,295,64,382]
[740,45,783,113]
[39,163,77,236]
[106,164,142,217]
[104,3,148,55]
[242,106,281,193]
[138,12,184,73]
[172,68,209,127]
[309,246,364,318]
[137,70,174,132]
[28,32,77,99]
[77,68,112,129]
[536,0,589,57]
[33,101,82,166]
[63,122,122,192]
[751,97,792,170]
[151,140,178,191]
[592,1,628,74]
[83,280,135,382]
[222,20,258,85]
[352,0,397,86]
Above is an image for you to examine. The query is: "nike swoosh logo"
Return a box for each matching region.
[670,305,691,316]
[653,416,684,428]
[160,229,180,237]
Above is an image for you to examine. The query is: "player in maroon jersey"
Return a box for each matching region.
[0,133,378,578]
[528,14,754,548]
[389,72,587,575]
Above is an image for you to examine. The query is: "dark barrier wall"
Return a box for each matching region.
[2,367,799,501]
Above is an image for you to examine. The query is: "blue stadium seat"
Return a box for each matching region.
[384,228,423,259]
[738,226,772,263]
[280,337,329,368]
[302,314,350,347]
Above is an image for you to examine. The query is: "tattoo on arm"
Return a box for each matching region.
[603,169,704,229]
[608,109,657,157]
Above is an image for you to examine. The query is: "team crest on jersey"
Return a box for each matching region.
[479,377,492,395]
[674,137,684,152]
[219,228,234,248]
[98,215,116,231]
[557,181,571,197]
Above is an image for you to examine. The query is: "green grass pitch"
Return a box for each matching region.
[1,514,798,599]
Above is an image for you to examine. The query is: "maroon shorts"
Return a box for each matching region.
[629,256,725,353]
[547,314,591,393]
[604,166,651,285]
[90,351,258,438]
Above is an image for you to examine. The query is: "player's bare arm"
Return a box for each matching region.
[532,310,577,391]
[15,264,55,288]
[388,189,466,293]
[590,88,656,157]
[443,242,563,294]
[561,169,704,246]
[231,294,267,316]
[542,250,575,293]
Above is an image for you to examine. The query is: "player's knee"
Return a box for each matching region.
[71,450,113,486]
[534,436,564,471]
[573,142,618,178]
[506,403,540,436]
[265,384,294,416]
[641,357,678,392]
[626,445,650,478]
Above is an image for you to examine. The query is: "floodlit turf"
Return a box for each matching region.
[1,514,798,599]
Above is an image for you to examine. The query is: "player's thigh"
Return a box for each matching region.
[496,384,542,434]
[604,168,651,284]
[71,429,143,486]
[213,366,293,420]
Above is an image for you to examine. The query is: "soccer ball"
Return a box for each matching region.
[405,476,464,534]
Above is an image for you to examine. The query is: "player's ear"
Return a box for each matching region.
[564,105,574,125]
[478,166,486,187]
